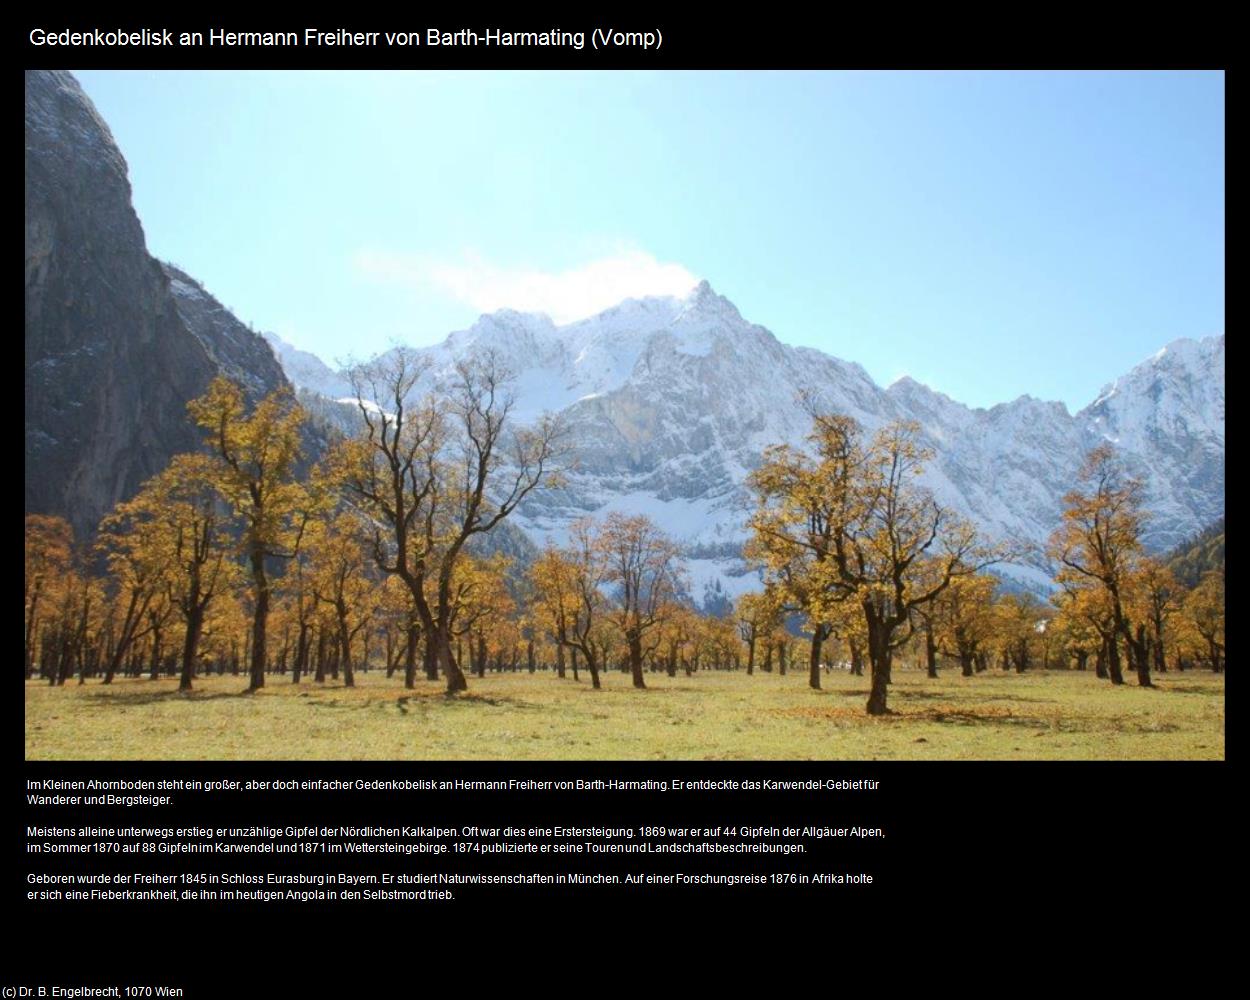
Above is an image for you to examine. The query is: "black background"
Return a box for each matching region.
[20,11,1225,70]
[14,761,1228,991]
[18,11,1227,992]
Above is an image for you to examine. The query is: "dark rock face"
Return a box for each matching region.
[25,70,289,539]
[161,263,288,399]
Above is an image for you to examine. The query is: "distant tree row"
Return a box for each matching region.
[24,348,560,695]
[733,423,1223,710]
[1048,445,1224,685]
[24,356,1224,717]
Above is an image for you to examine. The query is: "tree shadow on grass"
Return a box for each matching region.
[924,692,1054,705]
[777,703,1166,733]
[300,692,539,713]
[914,709,1181,734]
[305,699,387,712]
[829,688,1052,705]
[450,694,540,711]
[81,689,254,707]
[921,710,1051,729]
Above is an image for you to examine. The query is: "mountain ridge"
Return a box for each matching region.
[265,285,1224,603]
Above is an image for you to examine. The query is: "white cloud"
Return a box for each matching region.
[353,249,699,324]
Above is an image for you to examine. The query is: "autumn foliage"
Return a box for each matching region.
[24,374,1224,717]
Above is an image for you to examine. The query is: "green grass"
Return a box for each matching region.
[24,667,1224,761]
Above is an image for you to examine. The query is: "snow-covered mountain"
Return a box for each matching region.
[263,331,353,399]
[271,282,1225,605]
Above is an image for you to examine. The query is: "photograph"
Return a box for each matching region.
[25,68,1225,761]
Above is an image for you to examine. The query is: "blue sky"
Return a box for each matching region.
[74,70,1224,411]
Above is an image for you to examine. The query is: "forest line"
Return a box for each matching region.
[25,349,1225,716]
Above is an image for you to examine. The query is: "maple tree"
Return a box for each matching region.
[334,347,562,693]
[749,412,1000,713]
[1049,444,1152,687]
[187,377,310,691]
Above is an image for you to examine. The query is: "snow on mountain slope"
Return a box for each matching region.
[263,331,353,399]
[1079,335,1225,551]
[272,282,1225,604]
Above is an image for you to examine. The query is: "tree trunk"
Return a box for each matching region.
[807,628,823,691]
[866,663,890,715]
[1105,635,1125,685]
[180,608,203,692]
[1129,624,1152,688]
[385,630,397,678]
[248,548,268,691]
[925,624,938,678]
[149,622,164,681]
[865,615,892,715]
[628,632,646,689]
[438,627,467,693]
[338,615,355,687]
[103,590,145,685]
[404,621,419,688]
[423,635,438,680]
[24,589,41,680]
[1152,623,1167,674]
[292,623,309,684]
[55,631,74,686]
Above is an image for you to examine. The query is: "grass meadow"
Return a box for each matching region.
[24,666,1224,761]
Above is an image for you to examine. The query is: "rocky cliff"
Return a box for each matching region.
[24,70,289,539]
